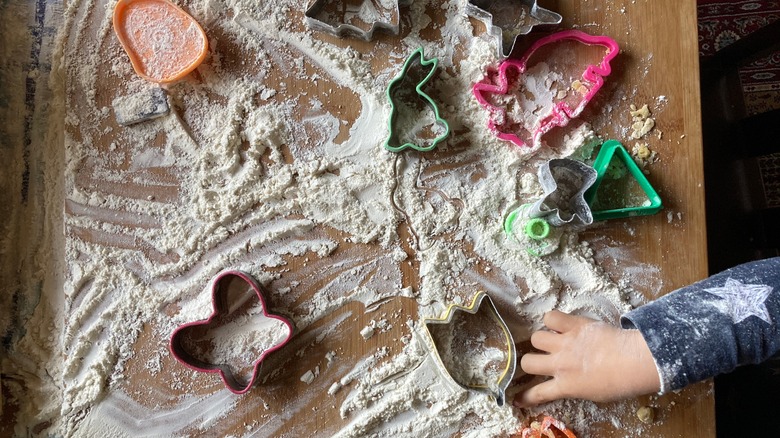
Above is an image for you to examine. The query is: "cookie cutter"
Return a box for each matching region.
[504,203,563,257]
[466,0,562,59]
[585,140,662,220]
[473,30,619,149]
[384,47,450,152]
[519,415,577,438]
[528,158,598,226]
[113,0,208,84]
[304,0,400,41]
[170,270,294,394]
[423,291,516,406]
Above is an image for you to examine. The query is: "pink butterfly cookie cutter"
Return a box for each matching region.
[170,270,294,394]
[472,30,619,150]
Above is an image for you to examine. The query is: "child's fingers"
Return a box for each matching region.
[529,330,559,352]
[542,310,592,332]
[519,352,553,377]
[513,379,560,407]
[542,310,578,332]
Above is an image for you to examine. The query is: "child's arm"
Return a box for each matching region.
[516,257,780,406]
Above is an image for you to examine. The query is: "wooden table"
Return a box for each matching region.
[537,1,713,436]
[2,0,712,436]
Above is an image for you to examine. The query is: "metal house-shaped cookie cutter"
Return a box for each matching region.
[422,291,516,406]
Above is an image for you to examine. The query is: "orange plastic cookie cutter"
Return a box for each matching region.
[515,416,577,438]
[113,0,208,84]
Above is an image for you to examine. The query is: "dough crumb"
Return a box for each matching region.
[637,406,655,424]
[631,142,658,169]
[629,103,655,139]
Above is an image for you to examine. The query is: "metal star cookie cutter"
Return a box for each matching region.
[422,291,516,406]
[466,0,562,59]
[528,158,598,226]
[170,270,294,394]
[473,30,619,149]
[304,0,400,41]
[384,47,450,152]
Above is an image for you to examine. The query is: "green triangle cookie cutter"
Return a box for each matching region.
[384,47,450,152]
[585,139,662,220]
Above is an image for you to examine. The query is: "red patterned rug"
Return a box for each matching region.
[759,152,780,208]
[698,0,780,115]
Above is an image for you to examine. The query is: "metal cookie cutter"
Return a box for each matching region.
[423,291,516,406]
[170,270,294,394]
[466,0,562,59]
[304,0,400,41]
[473,30,619,149]
[585,139,662,220]
[384,47,450,152]
[529,158,598,226]
[504,159,595,256]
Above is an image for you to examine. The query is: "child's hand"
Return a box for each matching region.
[515,311,661,406]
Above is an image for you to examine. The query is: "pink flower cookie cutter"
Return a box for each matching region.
[170,270,294,394]
[472,30,619,150]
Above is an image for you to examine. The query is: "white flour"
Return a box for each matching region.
[1,0,667,436]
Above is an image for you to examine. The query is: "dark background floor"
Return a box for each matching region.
[697,1,780,437]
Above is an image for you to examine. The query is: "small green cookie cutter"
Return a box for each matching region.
[524,218,550,240]
[503,204,561,257]
[384,47,450,152]
[585,139,663,220]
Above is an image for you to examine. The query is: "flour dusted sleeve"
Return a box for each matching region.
[619,257,780,393]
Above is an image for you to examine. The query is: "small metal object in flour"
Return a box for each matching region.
[112,87,170,126]
[473,30,619,150]
[169,270,294,394]
[384,47,450,152]
[304,0,400,41]
[585,139,663,220]
[466,0,562,59]
[423,291,516,406]
[528,158,598,227]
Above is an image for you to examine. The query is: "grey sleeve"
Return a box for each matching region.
[620,257,780,393]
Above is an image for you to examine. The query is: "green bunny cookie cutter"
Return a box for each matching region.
[384,47,450,152]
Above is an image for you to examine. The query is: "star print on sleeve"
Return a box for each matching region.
[704,277,773,325]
